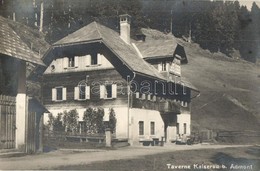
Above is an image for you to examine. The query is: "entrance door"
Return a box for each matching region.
[0,95,16,149]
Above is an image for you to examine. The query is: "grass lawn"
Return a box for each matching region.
[56,146,260,171]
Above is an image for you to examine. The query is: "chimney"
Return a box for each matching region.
[119,14,131,44]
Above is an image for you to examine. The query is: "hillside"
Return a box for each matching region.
[180,41,260,132]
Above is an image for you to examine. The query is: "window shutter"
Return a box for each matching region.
[97,53,102,65]
[153,95,157,102]
[52,88,56,101]
[62,87,67,100]
[166,63,170,71]
[86,55,91,66]
[63,57,69,69]
[100,85,105,99]
[136,92,139,98]
[147,94,151,101]
[158,63,162,72]
[112,84,117,98]
[86,86,90,99]
[142,94,146,100]
[75,56,79,68]
[74,87,79,100]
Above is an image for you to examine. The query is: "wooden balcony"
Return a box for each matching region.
[131,96,180,113]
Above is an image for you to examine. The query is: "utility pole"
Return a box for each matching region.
[39,1,44,32]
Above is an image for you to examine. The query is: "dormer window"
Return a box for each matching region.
[68,56,75,67]
[63,56,78,69]
[91,53,98,65]
[86,53,102,66]
[158,61,168,72]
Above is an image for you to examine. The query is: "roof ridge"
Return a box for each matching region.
[94,21,102,39]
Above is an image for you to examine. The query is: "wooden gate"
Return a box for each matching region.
[26,111,37,153]
[0,95,16,149]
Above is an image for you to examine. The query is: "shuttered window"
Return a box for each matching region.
[100,84,117,99]
[75,85,90,100]
[52,87,66,101]
[158,61,167,71]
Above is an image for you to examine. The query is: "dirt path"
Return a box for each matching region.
[0,144,251,170]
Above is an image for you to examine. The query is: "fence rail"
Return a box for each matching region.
[44,130,116,143]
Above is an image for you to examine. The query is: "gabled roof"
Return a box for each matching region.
[47,21,198,92]
[135,28,179,59]
[54,22,164,80]
[0,16,47,66]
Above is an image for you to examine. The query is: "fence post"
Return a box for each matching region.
[105,128,112,147]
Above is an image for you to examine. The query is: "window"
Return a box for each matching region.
[105,84,112,98]
[52,87,66,101]
[184,123,187,134]
[139,121,144,135]
[63,56,78,69]
[74,85,90,100]
[68,56,75,67]
[158,61,167,71]
[150,122,155,135]
[86,53,102,66]
[100,84,117,99]
[79,85,86,100]
[56,87,63,101]
[91,53,98,65]
[176,123,179,135]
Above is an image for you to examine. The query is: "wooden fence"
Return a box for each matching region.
[0,95,16,149]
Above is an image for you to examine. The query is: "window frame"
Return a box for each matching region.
[78,85,86,100]
[56,87,63,101]
[139,121,144,136]
[68,56,75,68]
[150,121,155,135]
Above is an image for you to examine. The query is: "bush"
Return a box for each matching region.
[63,109,79,133]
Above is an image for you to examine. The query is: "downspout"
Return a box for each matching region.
[127,72,136,145]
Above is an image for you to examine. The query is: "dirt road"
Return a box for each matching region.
[0,144,252,170]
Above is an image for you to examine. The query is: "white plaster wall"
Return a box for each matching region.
[177,113,191,136]
[44,54,114,74]
[130,108,164,144]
